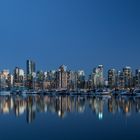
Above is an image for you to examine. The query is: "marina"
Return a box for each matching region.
[1,88,140,97]
[0,0,139,139]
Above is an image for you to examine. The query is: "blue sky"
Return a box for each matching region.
[0,0,139,73]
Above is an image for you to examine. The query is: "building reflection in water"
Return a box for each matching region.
[0,95,140,124]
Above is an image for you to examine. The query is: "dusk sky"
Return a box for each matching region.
[0,0,140,73]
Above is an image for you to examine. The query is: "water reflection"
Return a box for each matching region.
[0,95,140,123]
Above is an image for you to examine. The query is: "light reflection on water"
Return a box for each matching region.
[0,94,140,123]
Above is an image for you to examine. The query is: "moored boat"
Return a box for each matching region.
[133,89,140,97]
[0,91,11,96]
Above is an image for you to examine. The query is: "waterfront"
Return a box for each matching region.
[0,94,140,140]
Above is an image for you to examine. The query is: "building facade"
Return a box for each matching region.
[56,65,68,90]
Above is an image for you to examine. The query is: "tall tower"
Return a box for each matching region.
[108,69,116,89]
[93,65,104,88]
[26,60,36,75]
[123,66,133,88]
[56,65,68,89]
[77,70,85,89]
[14,67,24,86]
[26,60,36,89]
[135,69,140,87]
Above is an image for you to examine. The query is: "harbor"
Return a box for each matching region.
[1,88,140,97]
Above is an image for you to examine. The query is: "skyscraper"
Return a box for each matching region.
[67,71,77,90]
[77,70,85,89]
[0,70,10,89]
[47,70,56,89]
[123,66,133,88]
[92,65,104,88]
[108,69,116,89]
[56,65,68,89]
[26,60,36,89]
[26,60,36,75]
[135,69,140,87]
[14,67,25,86]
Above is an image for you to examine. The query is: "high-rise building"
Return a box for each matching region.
[14,67,25,86]
[123,66,133,88]
[43,70,57,90]
[135,69,140,87]
[92,65,104,88]
[7,74,14,88]
[2,70,9,80]
[35,70,44,90]
[118,71,124,89]
[26,60,36,75]
[108,69,116,88]
[87,74,93,89]
[26,60,36,89]
[77,70,85,89]
[67,71,77,90]
[0,70,10,90]
[56,65,68,89]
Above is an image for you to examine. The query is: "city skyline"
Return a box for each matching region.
[0,59,140,76]
[0,0,139,72]
[0,1,139,139]
[0,60,140,91]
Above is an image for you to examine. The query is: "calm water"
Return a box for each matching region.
[0,94,140,140]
